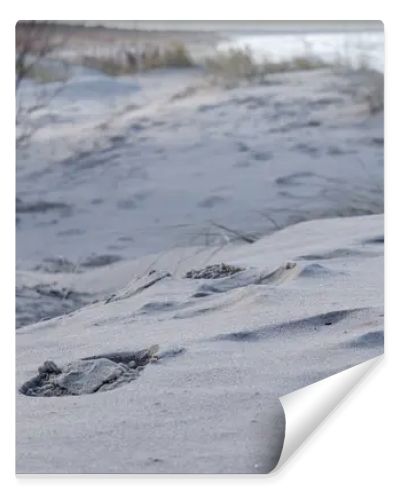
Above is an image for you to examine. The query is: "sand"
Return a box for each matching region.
[16,213,383,473]
[16,27,384,473]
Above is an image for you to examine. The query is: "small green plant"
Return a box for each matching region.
[205,47,260,81]
[287,56,326,71]
[81,42,193,76]
[162,42,193,68]
[204,47,327,82]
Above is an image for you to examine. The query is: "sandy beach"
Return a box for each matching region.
[16,22,384,473]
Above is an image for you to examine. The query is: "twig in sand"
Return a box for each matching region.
[256,211,283,231]
[209,221,257,244]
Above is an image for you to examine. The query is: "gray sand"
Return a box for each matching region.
[16,30,383,472]
[16,214,383,473]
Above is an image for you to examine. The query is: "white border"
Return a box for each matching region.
[2,1,398,498]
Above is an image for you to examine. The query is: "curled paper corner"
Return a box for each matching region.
[274,355,383,471]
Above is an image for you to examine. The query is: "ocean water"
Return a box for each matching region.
[218,31,384,72]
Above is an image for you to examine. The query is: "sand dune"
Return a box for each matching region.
[16,213,383,473]
[16,27,383,472]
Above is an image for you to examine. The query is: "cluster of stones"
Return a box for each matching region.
[185,263,243,279]
[20,345,159,397]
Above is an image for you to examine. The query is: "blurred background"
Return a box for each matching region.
[16,20,384,327]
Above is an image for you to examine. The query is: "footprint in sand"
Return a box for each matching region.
[20,345,185,397]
